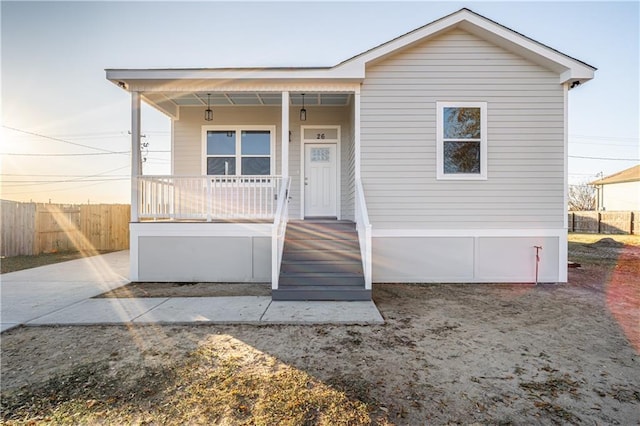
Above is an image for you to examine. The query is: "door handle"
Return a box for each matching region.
[304,177,308,186]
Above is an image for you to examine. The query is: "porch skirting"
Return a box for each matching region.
[371,228,567,284]
[130,222,272,282]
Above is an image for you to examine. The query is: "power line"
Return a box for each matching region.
[2,125,127,154]
[569,134,639,142]
[2,177,129,187]
[569,140,639,147]
[1,173,129,177]
[1,178,130,196]
[1,151,129,157]
[569,155,640,161]
[1,165,130,186]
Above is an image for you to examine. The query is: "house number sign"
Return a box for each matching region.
[304,127,338,140]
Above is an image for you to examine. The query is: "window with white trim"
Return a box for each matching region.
[436,102,487,180]
[204,128,273,175]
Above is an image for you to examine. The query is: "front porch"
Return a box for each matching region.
[129,169,373,297]
[119,86,372,299]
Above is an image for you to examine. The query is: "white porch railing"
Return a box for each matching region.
[138,175,284,221]
[271,177,291,290]
[355,178,372,290]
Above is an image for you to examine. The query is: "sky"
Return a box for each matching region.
[1,1,639,204]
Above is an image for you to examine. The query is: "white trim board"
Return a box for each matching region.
[130,222,272,237]
[372,228,566,238]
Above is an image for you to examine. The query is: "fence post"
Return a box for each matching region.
[568,212,574,232]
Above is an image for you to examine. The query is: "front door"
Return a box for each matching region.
[304,143,337,218]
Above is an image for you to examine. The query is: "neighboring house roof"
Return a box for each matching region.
[106,8,595,91]
[591,165,640,185]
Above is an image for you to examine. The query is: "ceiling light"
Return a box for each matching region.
[204,93,213,121]
[300,93,307,121]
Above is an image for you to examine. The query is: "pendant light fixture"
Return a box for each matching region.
[204,93,213,121]
[299,93,307,121]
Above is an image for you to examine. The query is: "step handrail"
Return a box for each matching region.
[271,177,291,290]
[355,178,372,289]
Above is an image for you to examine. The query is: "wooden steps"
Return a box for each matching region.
[273,220,370,301]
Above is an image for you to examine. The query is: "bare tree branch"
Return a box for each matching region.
[568,184,596,211]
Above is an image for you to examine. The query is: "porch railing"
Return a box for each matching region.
[138,175,284,221]
[271,177,291,290]
[355,178,372,289]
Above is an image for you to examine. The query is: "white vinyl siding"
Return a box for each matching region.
[360,28,565,229]
[598,181,640,211]
[172,104,354,220]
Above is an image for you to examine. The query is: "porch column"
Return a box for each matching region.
[354,90,361,178]
[131,91,141,222]
[281,91,289,178]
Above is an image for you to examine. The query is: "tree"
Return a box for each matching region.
[568,183,596,211]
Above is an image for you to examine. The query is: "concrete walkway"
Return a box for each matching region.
[1,251,383,333]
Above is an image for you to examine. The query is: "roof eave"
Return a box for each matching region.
[106,66,365,92]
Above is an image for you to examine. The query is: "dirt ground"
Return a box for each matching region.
[1,250,115,275]
[1,236,639,424]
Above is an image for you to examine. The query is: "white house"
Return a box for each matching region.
[591,165,640,211]
[106,8,595,300]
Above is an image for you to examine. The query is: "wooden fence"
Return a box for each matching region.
[1,200,130,257]
[568,211,639,235]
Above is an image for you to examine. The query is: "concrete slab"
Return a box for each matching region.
[1,251,129,283]
[261,301,384,324]
[1,282,124,323]
[1,251,130,329]
[28,298,168,325]
[1,251,385,328]
[135,296,272,324]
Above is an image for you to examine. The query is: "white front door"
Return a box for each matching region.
[304,143,337,218]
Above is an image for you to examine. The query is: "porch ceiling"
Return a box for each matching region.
[147,92,352,107]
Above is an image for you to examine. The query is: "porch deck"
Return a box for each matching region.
[130,174,372,300]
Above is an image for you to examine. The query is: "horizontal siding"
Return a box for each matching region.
[173,107,282,175]
[361,28,565,229]
[173,105,353,220]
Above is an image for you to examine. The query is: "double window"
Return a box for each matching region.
[436,102,487,180]
[204,127,274,175]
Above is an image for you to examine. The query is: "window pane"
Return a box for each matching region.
[443,107,481,139]
[311,147,330,162]
[241,131,270,155]
[443,141,480,174]
[207,131,235,155]
[241,157,270,175]
[207,157,236,175]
